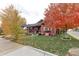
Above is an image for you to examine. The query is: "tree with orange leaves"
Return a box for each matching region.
[0,5,26,41]
[44,3,79,32]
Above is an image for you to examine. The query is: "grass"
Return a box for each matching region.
[16,33,79,56]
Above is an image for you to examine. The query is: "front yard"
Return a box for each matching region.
[16,33,79,56]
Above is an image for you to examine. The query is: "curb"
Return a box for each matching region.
[67,31,79,40]
[28,46,58,56]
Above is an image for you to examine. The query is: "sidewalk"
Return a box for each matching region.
[67,31,79,40]
[0,38,57,56]
[0,38,23,55]
[4,46,57,56]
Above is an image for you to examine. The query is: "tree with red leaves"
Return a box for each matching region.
[44,3,79,32]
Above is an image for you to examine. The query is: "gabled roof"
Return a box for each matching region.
[26,20,43,27]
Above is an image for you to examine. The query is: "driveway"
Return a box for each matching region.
[0,38,56,56]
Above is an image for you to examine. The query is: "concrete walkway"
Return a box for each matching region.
[0,38,57,56]
[4,46,56,56]
[0,38,23,55]
[67,31,79,40]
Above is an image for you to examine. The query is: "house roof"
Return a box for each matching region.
[26,20,43,27]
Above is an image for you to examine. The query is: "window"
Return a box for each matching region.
[44,27,49,31]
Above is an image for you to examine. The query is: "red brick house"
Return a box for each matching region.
[25,20,58,36]
[39,23,57,36]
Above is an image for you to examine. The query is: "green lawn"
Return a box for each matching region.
[16,33,79,56]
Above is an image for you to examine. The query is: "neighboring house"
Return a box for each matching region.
[23,20,58,36]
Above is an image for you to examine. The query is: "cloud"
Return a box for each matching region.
[0,0,51,24]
